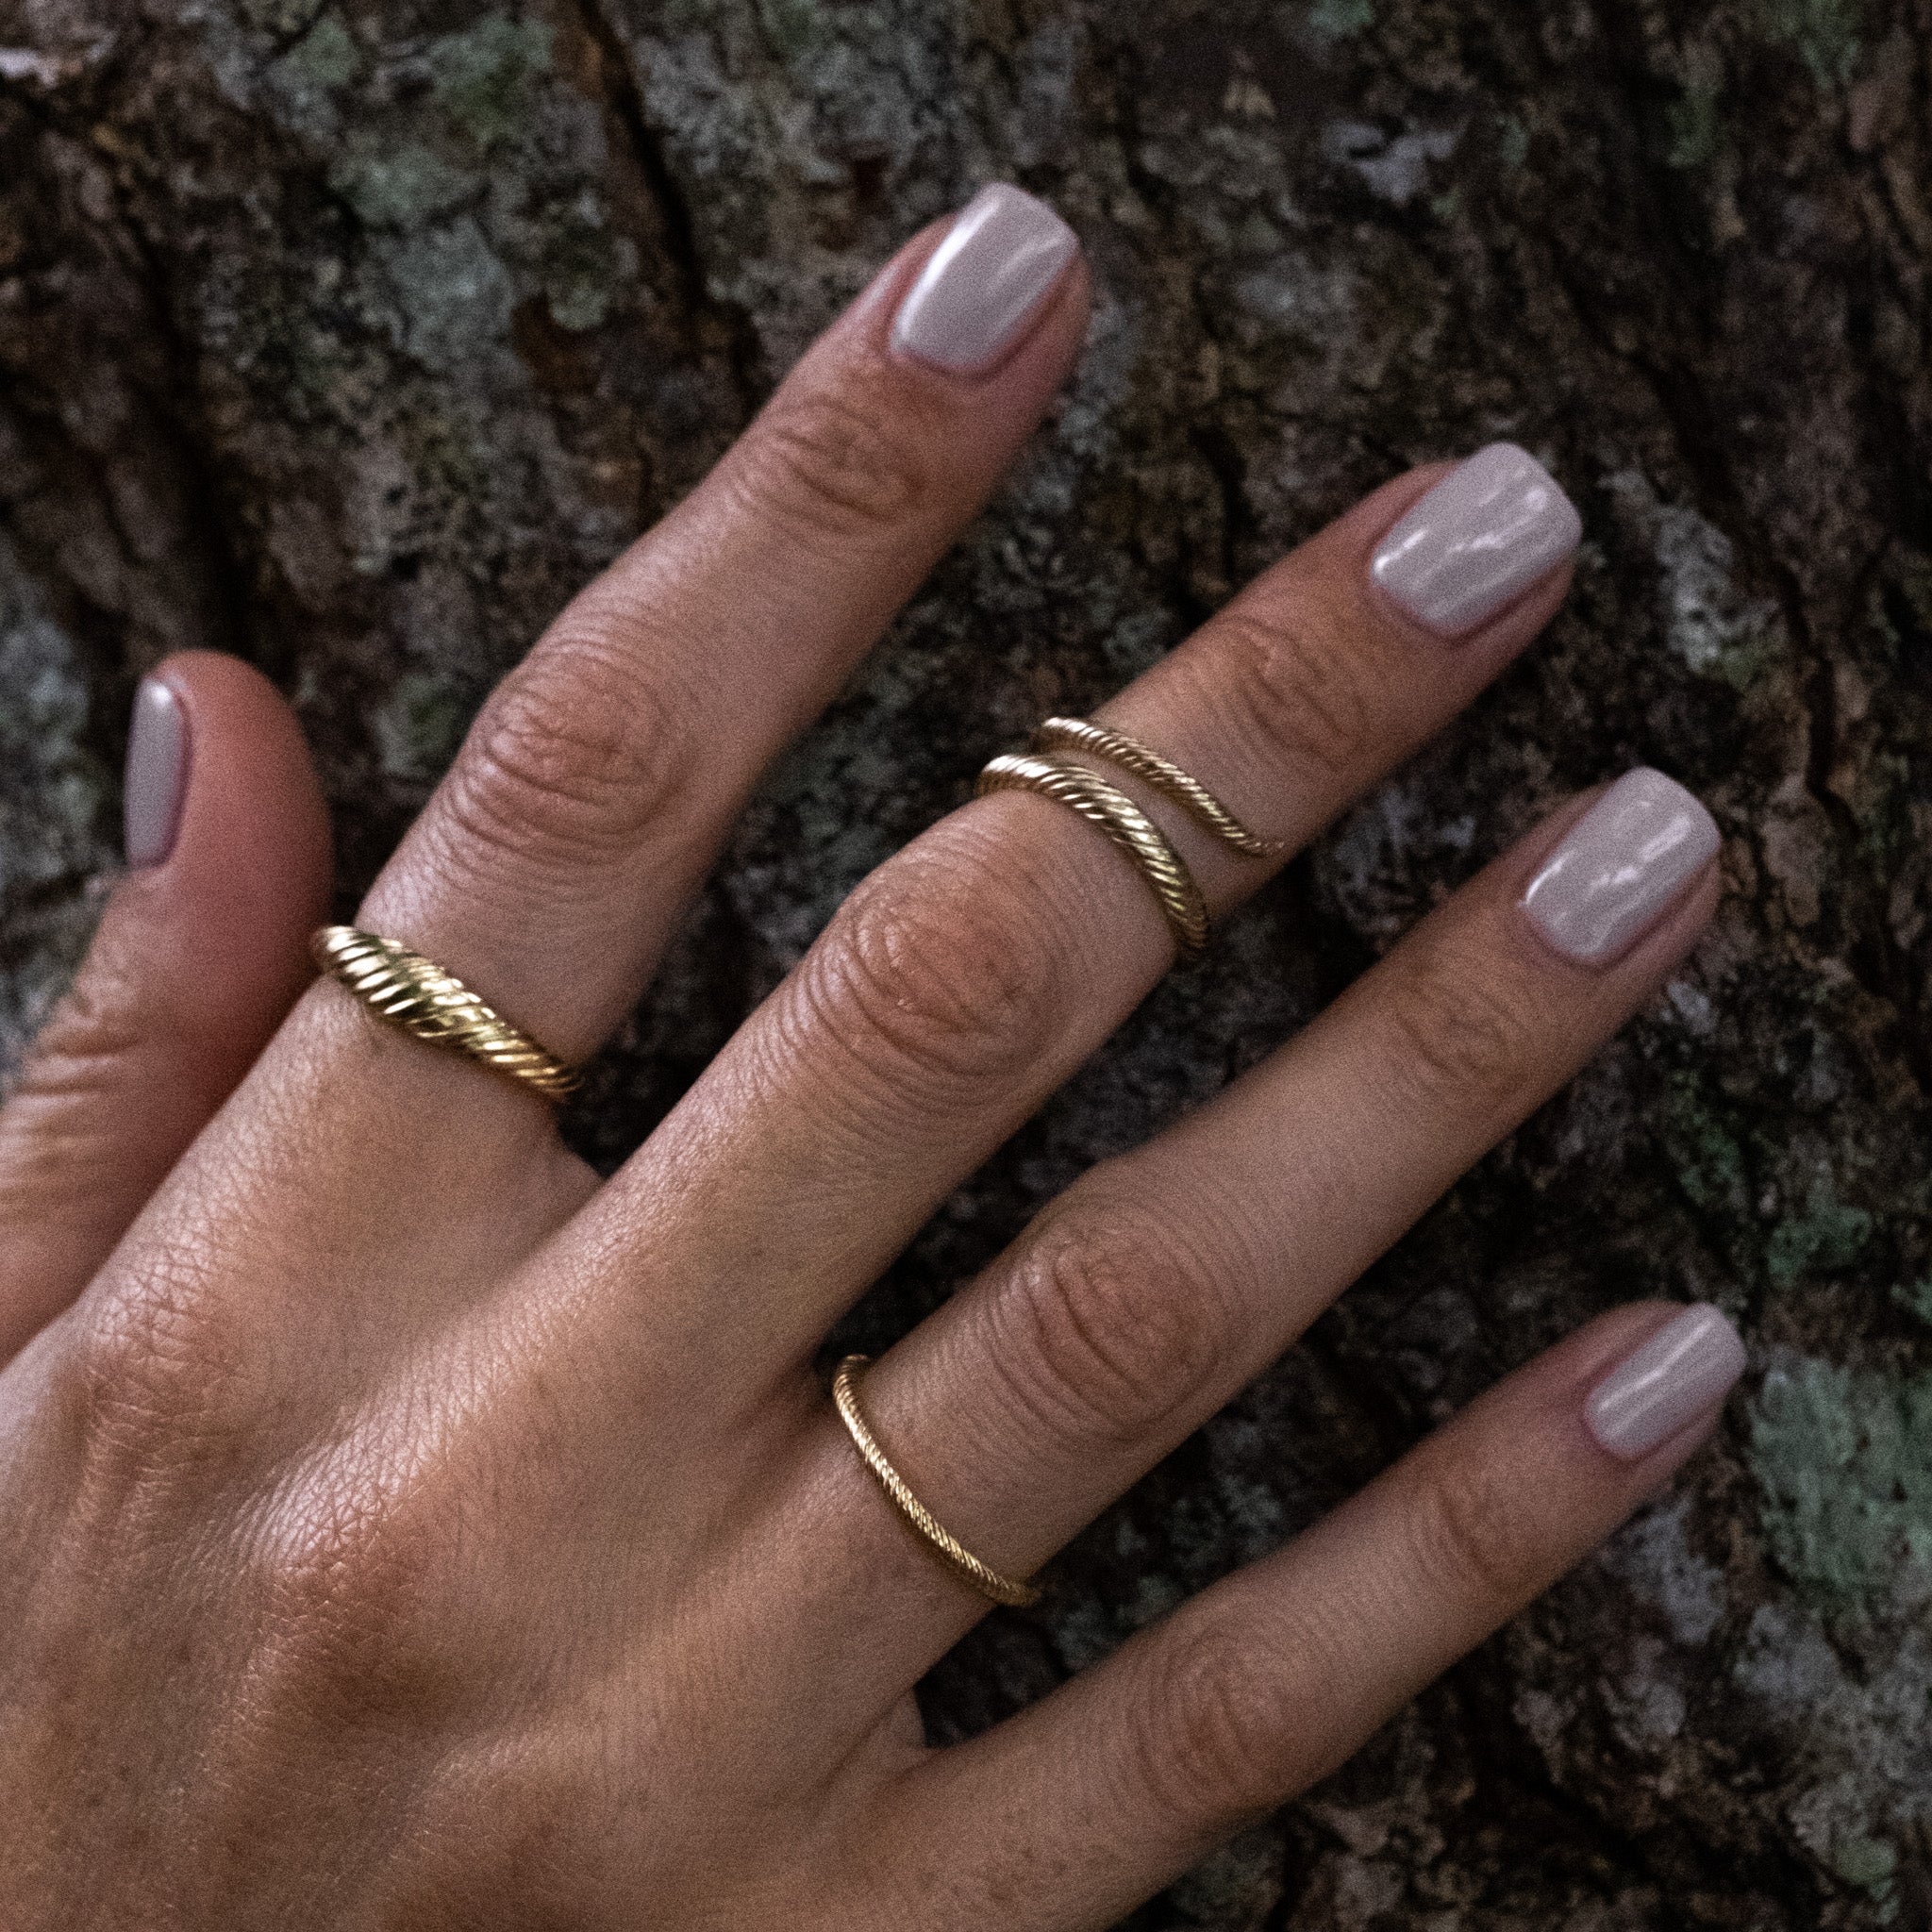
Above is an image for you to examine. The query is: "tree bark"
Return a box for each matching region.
[3,1,1930,1924]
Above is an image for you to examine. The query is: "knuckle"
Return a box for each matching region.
[731,387,933,544]
[1207,603,1374,783]
[438,640,694,874]
[1375,937,1539,1114]
[0,965,153,1208]
[793,832,1060,1097]
[256,1451,457,1722]
[63,1253,250,1492]
[16,960,150,1098]
[986,1199,1235,1448]
[1133,1611,1291,1828]
[1405,1445,1538,1607]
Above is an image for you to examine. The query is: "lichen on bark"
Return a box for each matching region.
[2,0,1930,1924]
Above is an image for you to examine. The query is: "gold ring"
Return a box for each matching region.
[977,752,1209,955]
[311,925,582,1104]
[832,1356,1041,1608]
[1030,717,1285,858]
[974,715,1278,958]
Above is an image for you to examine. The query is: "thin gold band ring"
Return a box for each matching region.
[832,1356,1041,1608]
[311,925,582,1103]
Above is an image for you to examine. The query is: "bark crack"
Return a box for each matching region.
[566,0,764,421]
[2,86,254,678]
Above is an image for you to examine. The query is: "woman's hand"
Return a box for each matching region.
[0,186,1741,1930]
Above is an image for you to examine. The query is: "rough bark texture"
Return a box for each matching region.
[3,0,1930,1924]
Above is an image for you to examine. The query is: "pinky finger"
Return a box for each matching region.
[877,1301,1745,1932]
[0,652,330,1362]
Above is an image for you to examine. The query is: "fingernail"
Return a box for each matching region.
[891,183,1079,375]
[125,677,190,869]
[1371,441,1583,637]
[1521,768,1720,967]
[1586,1305,1746,1460]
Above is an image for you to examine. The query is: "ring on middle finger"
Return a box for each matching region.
[975,715,1279,958]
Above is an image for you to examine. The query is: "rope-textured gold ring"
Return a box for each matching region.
[975,715,1279,958]
[310,925,582,1104]
[977,752,1209,955]
[832,1356,1041,1608]
[1030,716,1286,858]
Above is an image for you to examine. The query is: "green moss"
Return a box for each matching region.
[1767,1178,1874,1289]
[541,223,626,334]
[384,220,516,370]
[1662,1071,1752,1219]
[1306,0,1374,40]
[333,142,473,230]
[1495,113,1530,173]
[1831,1832,1899,1897]
[1760,0,1865,85]
[0,537,108,898]
[1893,1278,1932,1327]
[1749,1355,1932,1614]
[428,15,555,147]
[374,671,474,783]
[1641,494,1783,690]
[279,12,358,91]
[1665,83,1724,168]
[396,399,492,503]
[757,0,825,59]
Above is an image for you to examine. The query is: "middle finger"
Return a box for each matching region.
[558,444,1583,1387]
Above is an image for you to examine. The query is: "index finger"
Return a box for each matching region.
[356,184,1090,1067]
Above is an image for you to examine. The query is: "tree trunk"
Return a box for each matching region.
[3,1,1929,1924]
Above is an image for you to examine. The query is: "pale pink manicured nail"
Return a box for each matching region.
[125,677,190,869]
[1371,441,1582,637]
[891,183,1078,375]
[1520,769,1720,967]
[1586,1305,1746,1460]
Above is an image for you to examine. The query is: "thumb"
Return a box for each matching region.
[0,651,331,1361]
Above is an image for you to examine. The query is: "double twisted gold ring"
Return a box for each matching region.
[976,715,1281,957]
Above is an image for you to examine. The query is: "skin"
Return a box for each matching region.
[0,212,1726,1929]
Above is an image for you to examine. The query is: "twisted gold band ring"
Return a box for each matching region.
[977,752,1210,955]
[1029,716,1286,858]
[832,1356,1041,1608]
[310,925,582,1104]
[975,716,1278,958]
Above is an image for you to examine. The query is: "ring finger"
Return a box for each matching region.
[785,765,1724,1692]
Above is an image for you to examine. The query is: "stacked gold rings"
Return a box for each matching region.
[310,925,581,1103]
[976,716,1282,957]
